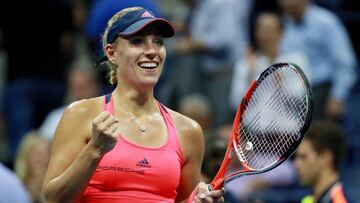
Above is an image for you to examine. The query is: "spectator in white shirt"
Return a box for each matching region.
[230,12,310,112]
[0,162,31,203]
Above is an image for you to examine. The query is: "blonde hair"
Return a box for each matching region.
[14,131,49,183]
[101,6,143,85]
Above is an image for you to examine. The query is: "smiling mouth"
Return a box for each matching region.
[138,62,158,69]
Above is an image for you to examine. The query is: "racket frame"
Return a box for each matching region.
[209,62,313,190]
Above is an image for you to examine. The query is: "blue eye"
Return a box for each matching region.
[130,38,143,45]
[154,38,164,46]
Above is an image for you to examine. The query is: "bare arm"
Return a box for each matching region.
[175,117,204,203]
[176,118,204,201]
[173,112,225,203]
[43,100,121,203]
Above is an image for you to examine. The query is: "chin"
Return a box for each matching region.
[139,79,159,90]
[145,77,159,84]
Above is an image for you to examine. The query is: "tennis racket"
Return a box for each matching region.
[209,62,313,190]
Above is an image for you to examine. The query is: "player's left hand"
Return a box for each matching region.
[193,182,225,203]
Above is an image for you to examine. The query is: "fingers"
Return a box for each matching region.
[196,182,209,200]
[90,112,121,154]
[104,122,119,134]
[93,111,119,135]
[209,188,225,203]
[93,111,112,125]
[209,188,225,199]
[193,183,225,203]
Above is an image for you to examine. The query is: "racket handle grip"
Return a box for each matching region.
[208,184,214,191]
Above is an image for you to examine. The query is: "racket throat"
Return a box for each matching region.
[211,178,225,190]
[210,148,234,190]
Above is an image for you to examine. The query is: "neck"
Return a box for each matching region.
[112,84,158,116]
[261,45,278,62]
[293,2,308,23]
[313,168,339,201]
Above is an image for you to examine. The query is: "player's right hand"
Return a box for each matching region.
[90,111,121,155]
[193,182,225,203]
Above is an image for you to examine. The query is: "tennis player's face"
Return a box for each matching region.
[294,140,322,187]
[115,28,166,90]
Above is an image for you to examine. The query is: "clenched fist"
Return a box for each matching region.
[89,111,121,155]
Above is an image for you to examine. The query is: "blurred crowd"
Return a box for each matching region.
[0,0,359,202]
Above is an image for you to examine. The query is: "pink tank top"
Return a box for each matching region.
[78,94,184,203]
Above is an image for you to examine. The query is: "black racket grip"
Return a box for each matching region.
[208,184,213,192]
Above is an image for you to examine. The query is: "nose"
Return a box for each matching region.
[144,42,157,60]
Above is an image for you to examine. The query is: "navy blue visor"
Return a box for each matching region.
[106,8,175,44]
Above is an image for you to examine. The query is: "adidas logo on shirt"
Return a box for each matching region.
[136,158,151,168]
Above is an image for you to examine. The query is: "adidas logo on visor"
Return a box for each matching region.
[141,11,154,18]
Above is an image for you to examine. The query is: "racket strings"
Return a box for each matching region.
[260,70,304,161]
[258,71,304,162]
[235,67,309,170]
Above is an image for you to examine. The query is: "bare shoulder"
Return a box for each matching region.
[44,96,104,184]
[53,96,103,145]
[64,97,103,120]
[167,108,203,138]
[166,107,204,159]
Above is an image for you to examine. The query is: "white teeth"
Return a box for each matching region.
[139,62,157,68]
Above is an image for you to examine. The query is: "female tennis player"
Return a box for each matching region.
[42,6,224,203]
